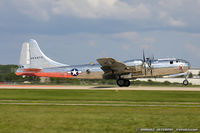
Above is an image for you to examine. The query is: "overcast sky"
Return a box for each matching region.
[1,0,200,67]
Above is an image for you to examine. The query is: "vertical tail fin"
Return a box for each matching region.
[19,39,67,69]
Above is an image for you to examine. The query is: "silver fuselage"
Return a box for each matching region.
[19,58,189,79]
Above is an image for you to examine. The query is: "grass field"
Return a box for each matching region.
[0,89,200,133]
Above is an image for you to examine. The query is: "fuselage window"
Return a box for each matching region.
[31,56,43,59]
[170,61,173,64]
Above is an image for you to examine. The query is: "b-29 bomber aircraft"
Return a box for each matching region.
[16,39,191,87]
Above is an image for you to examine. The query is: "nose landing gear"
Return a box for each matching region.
[183,71,189,86]
[183,79,189,86]
[117,79,130,87]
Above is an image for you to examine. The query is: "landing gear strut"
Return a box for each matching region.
[117,79,130,87]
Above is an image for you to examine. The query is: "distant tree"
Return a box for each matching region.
[0,64,40,83]
[198,71,200,76]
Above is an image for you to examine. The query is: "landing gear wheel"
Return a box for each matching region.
[183,80,189,86]
[117,79,124,87]
[124,80,130,87]
[116,79,130,87]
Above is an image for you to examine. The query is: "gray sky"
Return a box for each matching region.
[1,0,200,67]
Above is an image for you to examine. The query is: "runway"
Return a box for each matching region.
[0,100,200,107]
[0,102,200,107]
[0,84,200,91]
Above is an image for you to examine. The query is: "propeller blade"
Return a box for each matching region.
[151,54,154,60]
[147,57,153,76]
[149,59,153,76]
[143,50,145,62]
[143,50,146,75]
[144,65,146,75]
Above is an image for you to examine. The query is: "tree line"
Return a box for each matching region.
[0,65,39,83]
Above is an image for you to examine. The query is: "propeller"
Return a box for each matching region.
[142,50,153,76]
[143,50,147,75]
[148,59,153,76]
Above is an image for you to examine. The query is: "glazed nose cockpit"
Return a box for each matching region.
[176,59,191,71]
[181,60,191,69]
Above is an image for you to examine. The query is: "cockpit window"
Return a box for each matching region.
[170,61,173,64]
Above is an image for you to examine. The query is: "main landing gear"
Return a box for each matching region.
[117,79,130,87]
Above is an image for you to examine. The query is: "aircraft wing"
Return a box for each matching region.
[96,57,128,75]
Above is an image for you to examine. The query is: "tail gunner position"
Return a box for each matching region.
[16,39,191,87]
